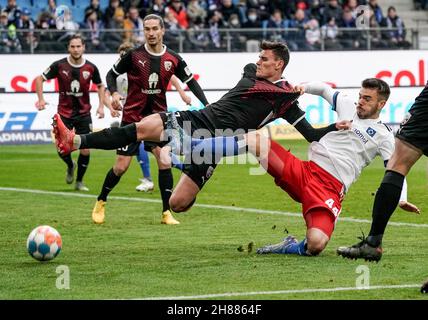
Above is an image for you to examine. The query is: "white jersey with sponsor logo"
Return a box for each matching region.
[305,83,395,193]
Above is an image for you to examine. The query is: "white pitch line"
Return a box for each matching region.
[1,187,427,228]
[137,284,421,300]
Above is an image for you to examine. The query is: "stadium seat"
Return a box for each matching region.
[73,0,85,8]
[29,6,42,19]
[99,0,109,10]
[32,1,46,9]
[70,7,85,25]
[16,0,32,9]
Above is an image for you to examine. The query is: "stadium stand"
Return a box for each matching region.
[0,0,427,53]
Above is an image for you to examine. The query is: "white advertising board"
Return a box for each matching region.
[1,50,426,144]
[1,50,428,92]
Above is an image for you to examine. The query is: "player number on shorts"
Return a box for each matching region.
[325,198,340,217]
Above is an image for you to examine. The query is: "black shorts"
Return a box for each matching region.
[182,159,218,190]
[116,141,141,156]
[116,121,141,156]
[396,108,428,156]
[159,111,217,136]
[143,140,168,152]
[116,140,168,156]
[60,114,92,135]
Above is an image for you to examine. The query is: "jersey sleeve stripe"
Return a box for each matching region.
[291,113,306,126]
[41,73,48,81]
[111,67,120,76]
[182,75,194,84]
[382,123,392,131]
[332,91,339,111]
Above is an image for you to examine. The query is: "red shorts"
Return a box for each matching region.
[267,140,344,237]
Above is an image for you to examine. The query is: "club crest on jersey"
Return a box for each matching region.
[184,66,191,76]
[82,71,90,80]
[366,127,376,137]
[164,61,172,71]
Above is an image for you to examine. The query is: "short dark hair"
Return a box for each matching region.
[260,40,290,70]
[362,78,391,101]
[68,34,85,46]
[143,14,164,29]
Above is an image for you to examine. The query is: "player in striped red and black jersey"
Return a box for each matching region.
[35,34,105,191]
[53,40,341,215]
[90,14,209,225]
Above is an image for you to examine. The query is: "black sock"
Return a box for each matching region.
[158,169,173,212]
[58,152,74,168]
[367,170,405,247]
[97,168,121,202]
[76,154,90,182]
[80,124,137,150]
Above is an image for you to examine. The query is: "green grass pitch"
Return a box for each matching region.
[0,140,427,299]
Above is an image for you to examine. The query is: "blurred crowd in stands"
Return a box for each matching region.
[0,0,415,53]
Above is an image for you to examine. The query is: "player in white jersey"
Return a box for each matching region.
[337,82,428,270]
[245,78,419,256]
[175,78,418,256]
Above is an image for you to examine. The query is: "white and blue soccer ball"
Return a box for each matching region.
[27,226,62,262]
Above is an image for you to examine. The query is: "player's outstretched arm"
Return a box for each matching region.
[96,84,106,119]
[303,81,335,105]
[283,102,351,143]
[106,69,124,110]
[397,177,420,214]
[35,75,47,110]
[186,78,209,107]
[294,117,352,143]
[399,201,420,214]
[103,90,121,118]
[171,75,191,105]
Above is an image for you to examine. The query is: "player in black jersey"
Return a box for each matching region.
[90,14,209,225]
[337,83,428,273]
[35,34,105,191]
[53,40,341,213]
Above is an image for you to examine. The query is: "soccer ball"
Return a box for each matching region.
[27,226,62,261]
